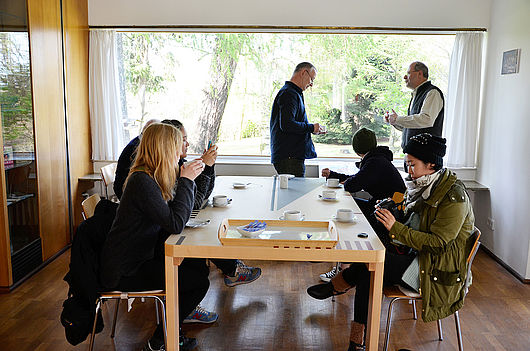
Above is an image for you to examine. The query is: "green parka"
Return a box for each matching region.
[389,169,475,322]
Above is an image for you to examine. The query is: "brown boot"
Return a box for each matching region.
[347,321,366,351]
[331,271,352,293]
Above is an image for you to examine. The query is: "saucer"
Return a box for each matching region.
[278,174,295,179]
[279,214,305,221]
[186,219,211,228]
[232,182,249,189]
[213,203,230,208]
[332,215,357,223]
[319,195,339,201]
[326,184,342,188]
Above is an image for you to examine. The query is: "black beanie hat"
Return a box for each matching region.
[352,127,377,154]
[403,133,446,166]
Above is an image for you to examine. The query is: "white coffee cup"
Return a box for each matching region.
[336,208,354,222]
[326,178,339,187]
[279,174,289,189]
[322,190,337,200]
[283,210,302,221]
[213,195,231,207]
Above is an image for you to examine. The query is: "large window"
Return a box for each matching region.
[116,32,454,158]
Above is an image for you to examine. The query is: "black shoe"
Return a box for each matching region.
[307,282,347,300]
[179,335,198,351]
[347,341,365,351]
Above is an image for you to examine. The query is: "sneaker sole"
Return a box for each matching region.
[182,316,218,324]
[319,275,332,282]
[224,272,262,287]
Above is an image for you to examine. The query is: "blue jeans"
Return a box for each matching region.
[273,158,305,177]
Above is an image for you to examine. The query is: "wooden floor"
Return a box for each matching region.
[0,249,529,351]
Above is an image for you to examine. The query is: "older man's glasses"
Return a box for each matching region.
[305,70,315,85]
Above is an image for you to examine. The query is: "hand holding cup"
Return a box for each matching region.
[180,159,204,181]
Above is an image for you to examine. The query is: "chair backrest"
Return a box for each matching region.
[466,227,481,264]
[100,163,117,200]
[82,193,101,219]
[464,227,481,295]
[100,163,117,187]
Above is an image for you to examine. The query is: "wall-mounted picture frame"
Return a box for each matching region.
[501,49,521,75]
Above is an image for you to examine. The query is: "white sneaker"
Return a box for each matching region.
[319,265,341,282]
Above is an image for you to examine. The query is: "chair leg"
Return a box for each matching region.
[454,310,463,351]
[331,262,340,302]
[411,300,417,320]
[110,299,120,338]
[437,319,444,341]
[155,298,160,325]
[154,296,167,348]
[383,297,401,351]
[88,299,102,351]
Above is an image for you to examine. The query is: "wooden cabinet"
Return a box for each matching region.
[0,0,90,291]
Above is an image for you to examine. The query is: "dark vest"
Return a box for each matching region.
[402,81,444,149]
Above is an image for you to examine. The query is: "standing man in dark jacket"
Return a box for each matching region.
[270,62,324,177]
[385,61,444,153]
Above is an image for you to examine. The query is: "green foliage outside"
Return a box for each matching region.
[119,32,453,157]
[0,33,35,153]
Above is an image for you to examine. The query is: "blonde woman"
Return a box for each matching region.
[100,123,206,351]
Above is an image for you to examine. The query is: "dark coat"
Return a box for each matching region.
[329,146,406,201]
[64,199,118,307]
[390,169,475,322]
[270,81,317,163]
[100,172,195,289]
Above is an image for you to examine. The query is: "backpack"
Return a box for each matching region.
[60,199,118,345]
[60,293,103,345]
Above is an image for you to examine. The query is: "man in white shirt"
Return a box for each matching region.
[385,61,444,155]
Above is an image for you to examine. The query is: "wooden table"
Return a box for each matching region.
[165,176,385,351]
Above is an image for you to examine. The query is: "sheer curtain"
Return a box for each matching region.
[89,30,124,161]
[444,32,485,168]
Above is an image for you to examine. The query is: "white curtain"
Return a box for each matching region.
[89,30,124,161]
[444,32,485,168]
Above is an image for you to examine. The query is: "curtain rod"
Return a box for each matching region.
[89,25,487,34]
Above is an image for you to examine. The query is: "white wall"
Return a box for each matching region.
[477,0,530,279]
[89,0,490,28]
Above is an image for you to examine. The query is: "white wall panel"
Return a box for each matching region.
[88,0,490,28]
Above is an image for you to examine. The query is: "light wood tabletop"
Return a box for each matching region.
[165,176,385,351]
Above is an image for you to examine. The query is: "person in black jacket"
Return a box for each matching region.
[317,128,406,282]
[114,119,159,199]
[322,127,405,219]
[100,123,205,351]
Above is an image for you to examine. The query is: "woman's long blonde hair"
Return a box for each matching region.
[127,123,182,201]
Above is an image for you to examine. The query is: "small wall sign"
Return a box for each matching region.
[501,49,521,75]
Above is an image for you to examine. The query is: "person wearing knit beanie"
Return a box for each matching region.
[351,127,377,155]
[402,133,446,171]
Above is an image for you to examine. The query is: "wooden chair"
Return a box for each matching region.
[88,290,166,351]
[100,163,117,201]
[81,193,101,220]
[383,227,481,351]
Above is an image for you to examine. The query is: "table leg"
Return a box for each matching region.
[165,256,182,351]
[365,261,384,351]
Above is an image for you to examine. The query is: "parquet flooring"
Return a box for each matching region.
[0,249,528,350]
